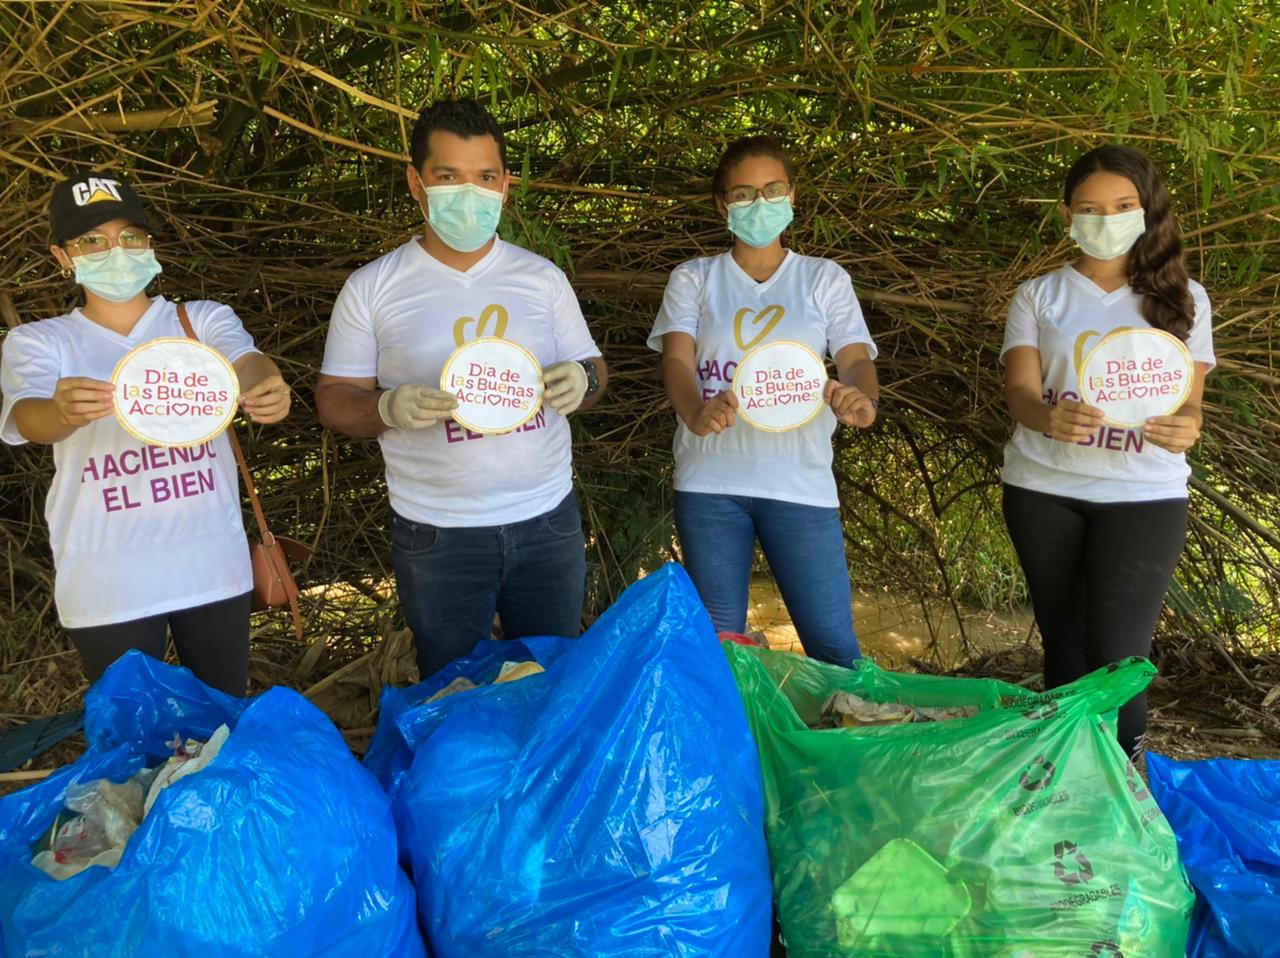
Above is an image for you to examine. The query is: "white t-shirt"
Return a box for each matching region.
[321,238,600,526]
[647,251,878,508]
[0,297,255,628]
[1000,265,1215,502]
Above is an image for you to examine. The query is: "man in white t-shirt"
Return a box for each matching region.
[316,99,607,678]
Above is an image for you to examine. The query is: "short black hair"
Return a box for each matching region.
[711,135,794,201]
[410,99,507,171]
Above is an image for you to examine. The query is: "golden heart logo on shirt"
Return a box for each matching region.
[1073,327,1132,371]
[733,304,785,351]
[452,303,509,346]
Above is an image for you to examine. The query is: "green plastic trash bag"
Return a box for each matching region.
[724,647,1193,958]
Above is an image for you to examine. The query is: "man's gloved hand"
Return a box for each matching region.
[542,361,589,415]
[378,384,457,430]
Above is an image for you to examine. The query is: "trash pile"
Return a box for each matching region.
[31,725,229,880]
[811,690,978,728]
[4,567,1233,958]
[365,563,773,958]
[725,644,1195,957]
[0,651,424,957]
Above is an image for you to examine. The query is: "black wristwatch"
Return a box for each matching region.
[577,359,600,394]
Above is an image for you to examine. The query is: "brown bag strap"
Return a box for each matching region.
[176,303,273,545]
[177,303,303,638]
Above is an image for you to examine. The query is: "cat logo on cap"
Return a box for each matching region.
[71,178,124,206]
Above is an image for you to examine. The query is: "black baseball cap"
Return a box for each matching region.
[48,174,153,245]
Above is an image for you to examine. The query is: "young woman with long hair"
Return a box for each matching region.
[1001,144,1214,756]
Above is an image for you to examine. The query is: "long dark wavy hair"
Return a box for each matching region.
[1063,145,1194,340]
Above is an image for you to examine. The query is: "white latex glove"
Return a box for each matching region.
[378,384,457,430]
[542,361,589,415]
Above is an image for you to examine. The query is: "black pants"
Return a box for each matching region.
[65,591,252,696]
[1002,484,1187,756]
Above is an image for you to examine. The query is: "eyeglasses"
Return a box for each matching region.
[723,181,791,207]
[64,229,151,262]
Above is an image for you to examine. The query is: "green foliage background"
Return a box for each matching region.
[1,0,1277,665]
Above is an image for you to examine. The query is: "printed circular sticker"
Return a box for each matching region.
[440,337,543,435]
[732,339,827,432]
[1077,328,1195,428]
[112,338,239,448]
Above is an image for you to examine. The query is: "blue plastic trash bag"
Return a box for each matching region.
[0,651,425,958]
[1147,753,1280,958]
[376,562,772,957]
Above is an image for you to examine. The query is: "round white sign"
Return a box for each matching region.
[731,340,827,432]
[1077,328,1195,428]
[440,337,544,435]
[112,338,239,447]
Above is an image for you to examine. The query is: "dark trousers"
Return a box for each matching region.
[66,591,252,695]
[1002,484,1187,756]
[390,492,587,679]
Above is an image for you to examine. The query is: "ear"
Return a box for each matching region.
[405,164,424,203]
[1057,201,1073,228]
[500,168,512,205]
[714,195,728,220]
[50,244,72,271]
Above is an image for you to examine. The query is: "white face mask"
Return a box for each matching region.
[1068,209,1146,260]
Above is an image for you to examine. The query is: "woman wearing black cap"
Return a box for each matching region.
[0,174,291,694]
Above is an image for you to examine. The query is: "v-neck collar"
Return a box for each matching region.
[72,296,164,347]
[410,236,503,287]
[725,248,794,294]
[1064,264,1132,305]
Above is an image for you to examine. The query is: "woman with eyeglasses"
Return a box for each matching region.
[0,174,291,694]
[647,136,879,667]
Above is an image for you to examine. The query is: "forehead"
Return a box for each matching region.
[1070,170,1140,203]
[421,130,503,170]
[68,218,139,240]
[725,153,790,186]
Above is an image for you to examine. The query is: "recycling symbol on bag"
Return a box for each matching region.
[1124,761,1152,802]
[1052,840,1093,885]
[1018,755,1056,791]
[1022,700,1059,721]
[1088,940,1124,958]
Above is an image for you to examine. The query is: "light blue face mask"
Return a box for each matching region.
[727,196,794,248]
[73,248,162,302]
[422,182,504,252]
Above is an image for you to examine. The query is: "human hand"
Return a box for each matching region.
[685,389,738,436]
[240,373,291,424]
[1047,398,1105,443]
[824,380,876,428]
[378,384,457,430]
[52,377,114,429]
[542,361,588,415]
[1142,414,1201,453]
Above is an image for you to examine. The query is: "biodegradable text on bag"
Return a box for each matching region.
[725,645,1194,958]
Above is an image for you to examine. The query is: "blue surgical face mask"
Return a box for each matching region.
[73,248,162,302]
[727,196,794,248]
[420,181,504,252]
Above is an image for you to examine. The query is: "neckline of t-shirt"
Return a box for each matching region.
[71,295,165,345]
[409,236,503,282]
[1063,264,1132,304]
[724,248,795,292]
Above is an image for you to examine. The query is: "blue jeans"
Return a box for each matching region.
[390,492,587,678]
[674,491,860,667]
